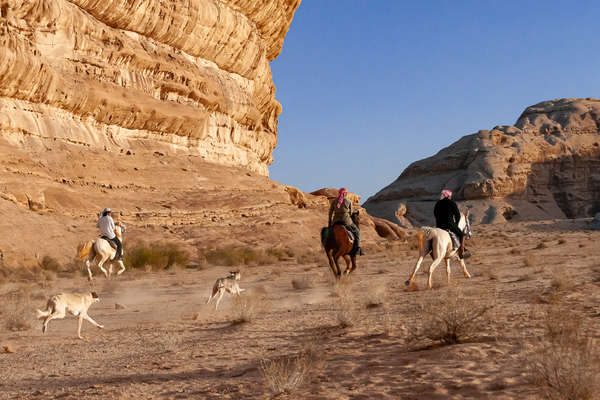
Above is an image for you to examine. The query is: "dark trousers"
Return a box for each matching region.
[437,223,465,241]
[346,223,361,254]
[104,236,123,260]
[437,222,463,242]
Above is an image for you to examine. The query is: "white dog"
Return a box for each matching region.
[206,271,244,309]
[37,292,104,339]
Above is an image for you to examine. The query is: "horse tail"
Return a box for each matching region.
[417,230,424,254]
[320,227,329,248]
[77,241,94,260]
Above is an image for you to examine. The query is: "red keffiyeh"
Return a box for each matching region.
[337,188,347,208]
[440,189,453,200]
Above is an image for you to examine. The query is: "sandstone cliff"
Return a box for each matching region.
[0,0,300,175]
[364,98,600,225]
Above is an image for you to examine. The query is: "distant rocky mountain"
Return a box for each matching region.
[364,98,600,225]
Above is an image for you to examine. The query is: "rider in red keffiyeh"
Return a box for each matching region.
[328,188,363,256]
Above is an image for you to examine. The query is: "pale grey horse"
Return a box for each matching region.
[405,210,472,289]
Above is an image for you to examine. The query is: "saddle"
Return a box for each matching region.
[99,236,118,250]
[446,230,460,249]
[333,222,354,242]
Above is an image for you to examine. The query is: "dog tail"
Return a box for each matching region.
[77,241,94,260]
[417,229,424,255]
[36,308,50,319]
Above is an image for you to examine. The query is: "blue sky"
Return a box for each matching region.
[269,1,600,202]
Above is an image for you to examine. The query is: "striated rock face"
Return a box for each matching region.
[0,0,300,175]
[365,98,600,225]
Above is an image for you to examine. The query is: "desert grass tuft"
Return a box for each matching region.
[39,255,61,272]
[526,303,599,400]
[202,246,286,267]
[509,248,521,255]
[260,342,325,396]
[550,269,576,293]
[364,283,386,309]
[524,254,539,268]
[291,276,314,290]
[408,288,495,345]
[332,281,358,328]
[127,242,190,270]
[231,292,265,324]
[159,332,183,353]
[2,286,36,332]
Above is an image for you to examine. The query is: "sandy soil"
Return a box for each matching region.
[1,219,599,399]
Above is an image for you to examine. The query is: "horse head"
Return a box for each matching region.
[114,223,126,239]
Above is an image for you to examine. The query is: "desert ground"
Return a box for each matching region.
[1,219,599,399]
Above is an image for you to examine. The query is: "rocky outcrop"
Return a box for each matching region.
[0,0,301,175]
[310,188,407,239]
[364,98,600,225]
[310,188,362,207]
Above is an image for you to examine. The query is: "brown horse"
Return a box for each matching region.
[321,212,360,278]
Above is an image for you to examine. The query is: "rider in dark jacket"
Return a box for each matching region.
[434,189,469,259]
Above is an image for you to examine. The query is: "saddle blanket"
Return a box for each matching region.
[333,222,354,242]
[100,236,118,250]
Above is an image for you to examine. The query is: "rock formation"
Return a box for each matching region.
[310,188,407,240]
[0,0,301,175]
[364,98,600,225]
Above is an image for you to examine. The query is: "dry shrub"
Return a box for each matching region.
[527,304,599,400]
[336,299,358,328]
[232,292,265,324]
[291,276,314,290]
[557,238,567,245]
[332,281,358,328]
[295,250,322,265]
[535,242,547,250]
[2,286,36,332]
[364,284,386,309]
[40,256,61,272]
[159,332,183,353]
[524,254,538,268]
[516,273,532,282]
[127,242,190,270]
[377,309,402,337]
[408,288,495,345]
[260,343,325,396]
[550,269,575,293]
[509,248,521,255]
[485,270,499,280]
[202,247,284,267]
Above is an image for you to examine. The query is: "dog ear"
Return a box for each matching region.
[91,291,99,299]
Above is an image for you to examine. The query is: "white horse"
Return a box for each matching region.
[405,210,472,289]
[77,224,126,280]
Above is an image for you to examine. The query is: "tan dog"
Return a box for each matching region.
[206,271,244,309]
[37,292,104,339]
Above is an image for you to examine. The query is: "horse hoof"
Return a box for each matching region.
[404,280,411,286]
